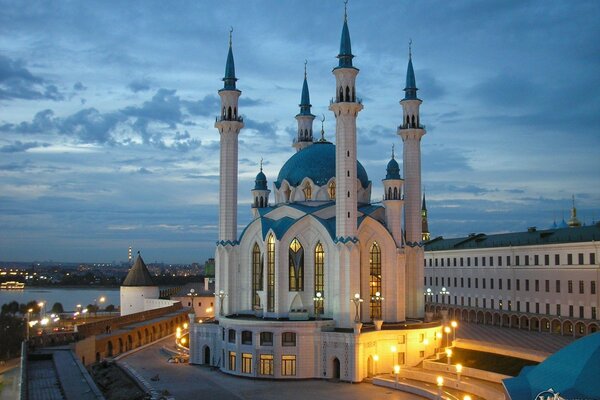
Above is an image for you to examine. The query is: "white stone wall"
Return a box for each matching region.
[120,286,160,316]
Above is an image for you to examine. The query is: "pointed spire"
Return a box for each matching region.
[385,144,400,180]
[422,192,427,211]
[337,0,354,68]
[223,27,237,90]
[391,144,395,159]
[319,114,326,142]
[254,158,268,190]
[404,39,418,100]
[299,60,313,115]
[568,194,582,227]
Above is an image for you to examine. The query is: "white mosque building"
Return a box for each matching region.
[189,7,443,381]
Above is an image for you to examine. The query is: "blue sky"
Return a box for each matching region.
[1,1,599,264]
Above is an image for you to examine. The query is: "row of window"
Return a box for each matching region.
[426,252,596,268]
[252,237,384,320]
[225,329,296,347]
[428,296,598,319]
[426,276,597,295]
[228,352,296,376]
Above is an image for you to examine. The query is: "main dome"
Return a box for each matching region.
[275,141,370,189]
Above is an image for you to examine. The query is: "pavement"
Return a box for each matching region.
[119,336,426,400]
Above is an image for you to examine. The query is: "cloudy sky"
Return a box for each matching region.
[1,1,599,264]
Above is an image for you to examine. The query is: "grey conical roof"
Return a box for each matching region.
[122,253,156,286]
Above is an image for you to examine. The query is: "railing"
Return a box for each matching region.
[329,97,363,105]
[215,115,244,123]
[398,123,426,130]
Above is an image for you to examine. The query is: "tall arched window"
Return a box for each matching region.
[289,238,304,291]
[252,243,262,308]
[369,242,382,320]
[328,181,336,200]
[314,243,325,314]
[267,234,275,312]
[303,182,312,200]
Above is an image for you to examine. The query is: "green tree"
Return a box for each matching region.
[51,302,64,314]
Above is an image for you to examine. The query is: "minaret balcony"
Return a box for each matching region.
[216,115,244,123]
[330,97,362,105]
[398,122,425,130]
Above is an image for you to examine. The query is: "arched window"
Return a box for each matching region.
[267,234,275,312]
[411,115,415,126]
[234,107,237,118]
[345,86,350,102]
[393,187,398,199]
[303,182,312,200]
[254,197,258,208]
[314,243,325,314]
[338,87,343,102]
[289,238,304,291]
[228,106,232,120]
[328,181,336,200]
[252,243,262,308]
[352,87,356,102]
[369,242,382,320]
[387,187,392,200]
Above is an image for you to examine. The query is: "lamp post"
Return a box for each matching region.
[456,363,462,382]
[440,287,450,305]
[444,326,451,347]
[371,291,384,320]
[216,290,227,316]
[25,308,33,341]
[451,320,458,342]
[424,287,433,304]
[393,364,400,390]
[38,301,45,319]
[313,291,323,320]
[373,354,379,375]
[351,293,363,323]
[445,348,452,365]
[436,376,444,399]
[390,345,397,366]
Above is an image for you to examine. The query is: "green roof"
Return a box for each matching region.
[425,223,600,251]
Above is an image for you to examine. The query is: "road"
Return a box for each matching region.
[121,337,425,400]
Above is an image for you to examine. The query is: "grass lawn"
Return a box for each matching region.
[437,347,538,376]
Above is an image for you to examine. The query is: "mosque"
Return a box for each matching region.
[189,6,443,381]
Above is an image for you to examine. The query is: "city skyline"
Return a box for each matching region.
[1,1,599,263]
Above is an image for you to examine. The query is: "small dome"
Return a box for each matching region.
[275,141,370,189]
[385,158,401,180]
[254,170,268,190]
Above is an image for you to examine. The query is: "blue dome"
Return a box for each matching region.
[385,158,401,180]
[275,141,370,189]
[254,170,268,190]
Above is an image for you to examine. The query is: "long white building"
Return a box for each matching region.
[424,219,600,337]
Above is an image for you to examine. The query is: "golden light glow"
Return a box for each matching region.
[390,345,397,353]
[373,354,379,362]
[456,363,463,373]
[444,326,451,334]
[451,320,458,328]
[99,296,106,303]
[446,349,453,358]
[206,307,213,313]
[436,332,442,339]
[393,365,400,374]
[183,322,188,329]
[436,376,444,386]
[180,337,187,345]
[463,396,472,400]
[423,338,429,345]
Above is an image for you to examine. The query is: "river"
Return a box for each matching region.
[0,287,119,312]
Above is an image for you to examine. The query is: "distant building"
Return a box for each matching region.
[171,278,216,319]
[424,220,600,337]
[203,258,215,277]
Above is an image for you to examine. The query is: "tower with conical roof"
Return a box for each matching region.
[398,42,426,319]
[294,62,315,152]
[422,193,430,241]
[329,3,363,327]
[251,159,270,217]
[215,29,243,316]
[383,145,404,247]
[120,252,159,316]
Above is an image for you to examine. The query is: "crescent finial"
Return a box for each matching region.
[229,27,233,46]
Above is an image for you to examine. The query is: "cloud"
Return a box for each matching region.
[73,81,86,91]
[184,94,220,117]
[0,54,64,100]
[128,78,151,93]
[0,140,50,153]
[136,167,152,174]
[423,147,472,172]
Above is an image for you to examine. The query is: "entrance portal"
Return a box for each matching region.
[204,346,211,365]
[332,357,340,380]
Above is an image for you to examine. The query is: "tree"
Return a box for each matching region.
[51,302,64,314]
[105,304,115,312]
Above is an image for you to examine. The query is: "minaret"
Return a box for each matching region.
[382,145,404,247]
[398,42,426,319]
[568,195,582,227]
[422,193,430,241]
[329,4,363,328]
[293,61,315,152]
[251,159,270,218]
[215,29,243,243]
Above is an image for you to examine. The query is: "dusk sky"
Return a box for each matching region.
[1,1,599,264]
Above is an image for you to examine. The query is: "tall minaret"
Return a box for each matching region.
[422,193,430,241]
[382,145,404,247]
[215,29,243,243]
[329,4,363,328]
[398,42,426,319]
[293,61,315,152]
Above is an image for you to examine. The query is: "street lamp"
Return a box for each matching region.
[463,396,471,400]
[25,308,33,341]
[215,290,227,316]
[424,287,433,304]
[436,376,444,399]
[390,345,397,366]
[450,320,458,342]
[373,354,379,375]
[351,293,363,323]
[313,291,323,320]
[440,287,449,304]
[393,364,400,389]
[371,291,384,320]
[444,326,451,347]
[38,301,45,318]
[456,363,462,382]
[445,348,452,365]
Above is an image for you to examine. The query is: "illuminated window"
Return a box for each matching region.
[267,234,275,312]
[259,354,273,375]
[328,181,336,199]
[228,351,236,371]
[242,353,252,374]
[369,242,382,320]
[252,243,262,308]
[314,242,325,314]
[289,238,304,291]
[281,355,296,376]
[303,182,312,200]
